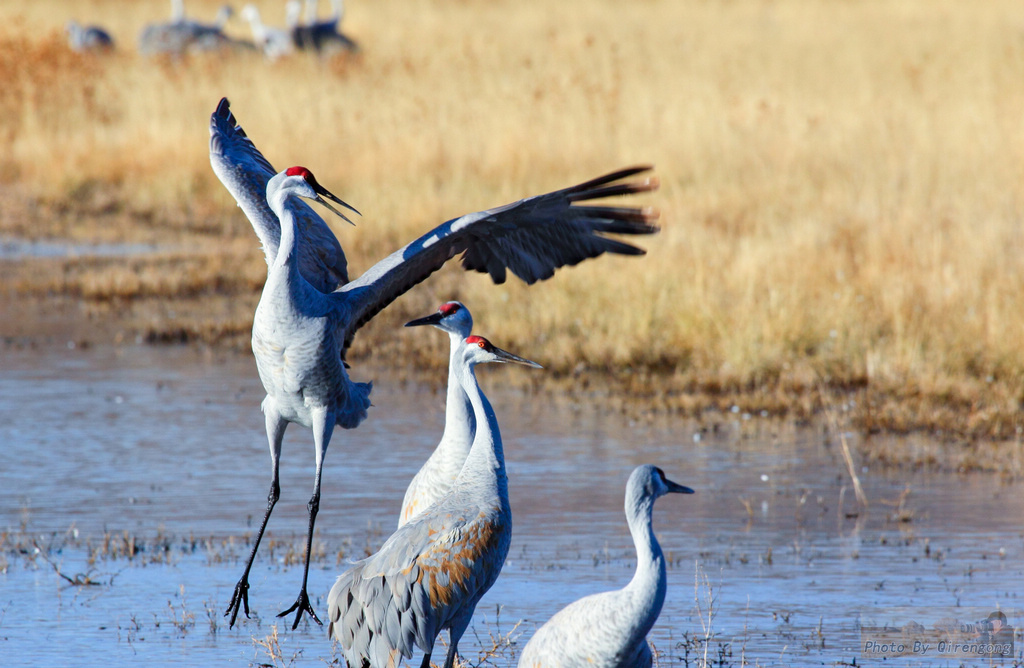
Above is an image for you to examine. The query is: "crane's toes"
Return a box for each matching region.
[277,589,322,630]
[225,579,251,628]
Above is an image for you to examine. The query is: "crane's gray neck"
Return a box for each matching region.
[456,361,507,506]
[624,490,666,640]
[440,333,474,452]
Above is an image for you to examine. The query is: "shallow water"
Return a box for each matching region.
[0,237,167,260]
[1,343,1022,666]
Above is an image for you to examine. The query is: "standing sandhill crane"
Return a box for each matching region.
[293,0,358,54]
[399,302,475,528]
[138,0,237,55]
[183,5,239,52]
[517,465,694,668]
[240,3,299,60]
[65,21,115,53]
[328,335,541,668]
[208,97,659,629]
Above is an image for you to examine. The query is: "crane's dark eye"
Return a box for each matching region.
[654,467,666,481]
[440,302,460,316]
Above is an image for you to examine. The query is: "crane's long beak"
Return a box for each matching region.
[314,184,361,226]
[405,312,444,328]
[492,346,543,369]
[665,478,695,495]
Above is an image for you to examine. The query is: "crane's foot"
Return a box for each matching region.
[224,578,251,628]
[278,588,322,630]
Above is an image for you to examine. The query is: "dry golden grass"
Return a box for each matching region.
[2,0,1024,451]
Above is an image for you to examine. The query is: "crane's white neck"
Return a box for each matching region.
[304,0,319,24]
[455,359,507,507]
[624,491,667,641]
[267,184,301,280]
[440,332,474,452]
[285,1,302,29]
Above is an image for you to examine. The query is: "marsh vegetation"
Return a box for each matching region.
[1,0,1023,463]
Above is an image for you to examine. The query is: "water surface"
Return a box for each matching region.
[2,344,1021,666]
[0,237,168,260]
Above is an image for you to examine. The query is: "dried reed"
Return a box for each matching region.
[2,0,1023,450]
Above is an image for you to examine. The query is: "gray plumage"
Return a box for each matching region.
[328,335,541,668]
[221,161,361,630]
[399,302,475,528]
[210,96,659,358]
[138,1,238,55]
[208,96,658,629]
[65,21,114,53]
[292,0,358,54]
[240,3,299,61]
[517,465,694,668]
[240,2,299,60]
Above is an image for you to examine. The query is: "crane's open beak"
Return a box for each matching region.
[314,184,361,226]
[492,346,543,369]
[665,478,695,495]
[405,312,444,328]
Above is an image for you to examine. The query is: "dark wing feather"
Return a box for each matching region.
[334,166,659,356]
[209,97,349,292]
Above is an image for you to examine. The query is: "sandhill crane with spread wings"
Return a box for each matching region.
[208,96,659,629]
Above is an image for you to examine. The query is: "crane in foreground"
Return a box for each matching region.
[399,302,475,528]
[328,334,541,668]
[208,96,659,629]
[516,465,694,668]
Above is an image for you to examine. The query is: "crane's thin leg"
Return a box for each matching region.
[442,614,473,668]
[278,406,334,629]
[418,651,433,668]
[226,405,287,628]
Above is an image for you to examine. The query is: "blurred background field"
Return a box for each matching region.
[1,0,1024,459]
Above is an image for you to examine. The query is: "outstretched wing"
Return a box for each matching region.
[335,166,659,356]
[327,510,510,667]
[209,97,349,292]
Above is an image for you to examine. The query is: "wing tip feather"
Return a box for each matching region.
[641,206,661,226]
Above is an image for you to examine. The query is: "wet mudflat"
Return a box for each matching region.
[1,343,1022,666]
